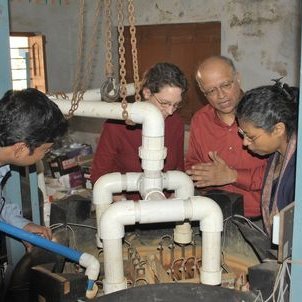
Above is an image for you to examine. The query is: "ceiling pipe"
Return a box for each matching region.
[100,196,223,294]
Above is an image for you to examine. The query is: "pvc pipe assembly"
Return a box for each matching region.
[51,90,223,296]
[100,196,223,294]
[0,221,100,298]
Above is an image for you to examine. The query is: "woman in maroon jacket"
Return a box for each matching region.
[91,62,188,201]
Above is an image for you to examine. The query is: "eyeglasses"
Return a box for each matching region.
[152,94,182,110]
[203,80,234,98]
[238,127,262,143]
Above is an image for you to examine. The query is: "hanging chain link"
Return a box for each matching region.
[128,0,141,102]
[83,0,102,88]
[117,0,132,123]
[66,0,102,119]
[66,0,85,119]
[65,0,139,121]
[104,0,113,77]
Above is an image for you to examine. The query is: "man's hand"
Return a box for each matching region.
[22,222,52,251]
[186,151,237,188]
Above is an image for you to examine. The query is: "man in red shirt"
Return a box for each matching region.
[185,56,267,218]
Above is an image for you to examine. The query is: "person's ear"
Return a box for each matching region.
[12,142,29,158]
[273,122,286,137]
[142,87,152,100]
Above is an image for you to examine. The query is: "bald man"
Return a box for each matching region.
[185,56,267,218]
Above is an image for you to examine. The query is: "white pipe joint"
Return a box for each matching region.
[93,172,123,244]
[93,172,141,247]
[164,171,195,244]
[139,136,166,171]
[100,201,137,240]
[164,171,195,198]
[128,102,164,137]
[138,173,164,199]
[79,252,100,282]
[93,172,124,206]
[190,196,223,232]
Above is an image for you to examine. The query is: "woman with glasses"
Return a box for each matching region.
[236,84,298,236]
[91,62,188,201]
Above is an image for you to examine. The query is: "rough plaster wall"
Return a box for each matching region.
[8,0,301,147]
[9,0,300,92]
[132,0,300,89]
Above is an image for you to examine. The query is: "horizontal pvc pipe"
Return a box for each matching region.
[50,98,164,137]
[49,85,135,103]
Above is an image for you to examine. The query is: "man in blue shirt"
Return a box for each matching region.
[0,88,68,241]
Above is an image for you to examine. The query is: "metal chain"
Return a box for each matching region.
[104,0,113,77]
[67,0,102,119]
[117,0,132,123]
[128,0,141,102]
[66,0,85,119]
[82,0,102,87]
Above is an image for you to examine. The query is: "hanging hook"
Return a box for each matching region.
[100,77,120,102]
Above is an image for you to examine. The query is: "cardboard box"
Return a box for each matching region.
[59,170,84,189]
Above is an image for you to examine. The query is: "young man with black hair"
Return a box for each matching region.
[0,88,68,240]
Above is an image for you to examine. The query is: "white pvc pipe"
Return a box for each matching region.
[100,196,223,294]
[102,239,127,293]
[52,97,167,198]
[200,232,222,284]
[163,170,194,198]
[50,98,164,137]
[164,171,195,244]
[49,85,135,102]
[93,172,142,247]
[79,252,101,287]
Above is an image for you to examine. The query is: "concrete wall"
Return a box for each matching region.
[8,0,301,148]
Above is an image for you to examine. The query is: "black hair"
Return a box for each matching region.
[141,62,188,95]
[0,88,68,153]
[236,85,298,139]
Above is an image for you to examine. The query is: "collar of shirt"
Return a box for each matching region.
[0,165,10,184]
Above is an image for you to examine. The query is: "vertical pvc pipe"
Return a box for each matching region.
[200,232,222,285]
[102,239,127,293]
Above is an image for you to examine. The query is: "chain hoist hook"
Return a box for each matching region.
[100,77,120,102]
